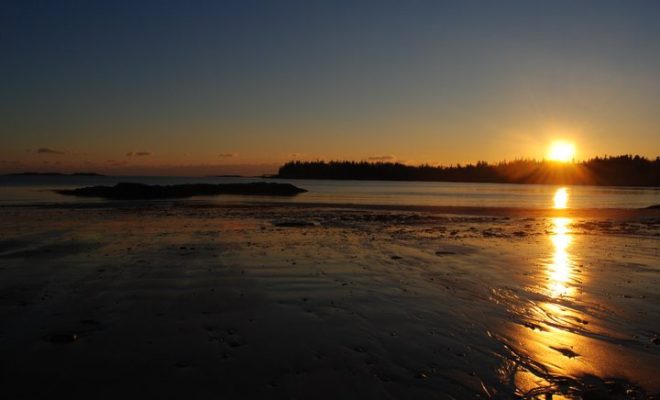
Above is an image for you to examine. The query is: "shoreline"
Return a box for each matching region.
[271,175,660,189]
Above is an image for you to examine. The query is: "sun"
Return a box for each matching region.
[547,141,575,162]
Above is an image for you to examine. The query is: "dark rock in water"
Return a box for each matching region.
[55,182,307,199]
[646,204,660,209]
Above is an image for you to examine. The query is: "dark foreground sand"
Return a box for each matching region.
[1,202,659,399]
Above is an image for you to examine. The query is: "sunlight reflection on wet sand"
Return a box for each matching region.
[515,214,587,393]
[548,188,578,301]
[509,188,658,397]
[510,188,590,395]
[511,191,588,396]
[548,217,574,298]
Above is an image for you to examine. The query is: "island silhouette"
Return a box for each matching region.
[56,182,307,200]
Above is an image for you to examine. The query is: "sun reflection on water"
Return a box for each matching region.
[549,188,573,297]
[508,188,586,395]
[506,188,657,396]
[553,187,568,209]
[548,217,573,298]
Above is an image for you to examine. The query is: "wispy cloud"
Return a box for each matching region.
[37,148,65,155]
[126,151,152,157]
[218,153,238,158]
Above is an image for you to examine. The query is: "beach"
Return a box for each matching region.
[5,1,660,398]
[1,201,659,398]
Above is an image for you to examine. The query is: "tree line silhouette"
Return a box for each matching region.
[277,155,660,187]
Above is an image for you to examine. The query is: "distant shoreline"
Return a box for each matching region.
[4,172,104,177]
[276,156,660,187]
[269,175,660,189]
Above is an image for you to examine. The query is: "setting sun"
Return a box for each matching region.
[547,141,576,162]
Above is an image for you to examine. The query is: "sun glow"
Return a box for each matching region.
[547,141,575,162]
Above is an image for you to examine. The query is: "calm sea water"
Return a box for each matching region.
[0,175,658,209]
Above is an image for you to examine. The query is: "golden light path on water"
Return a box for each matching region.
[547,187,573,298]
[512,187,658,395]
[512,187,586,395]
[496,185,659,396]
[548,217,573,298]
[549,188,574,299]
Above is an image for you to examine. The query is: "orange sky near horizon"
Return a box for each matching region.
[0,129,657,176]
[1,121,656,176]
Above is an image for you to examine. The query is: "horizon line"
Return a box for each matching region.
[2,153,658,178]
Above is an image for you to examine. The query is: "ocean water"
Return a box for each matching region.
[0,175,658,208]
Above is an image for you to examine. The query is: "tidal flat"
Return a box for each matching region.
[0,203,659,399]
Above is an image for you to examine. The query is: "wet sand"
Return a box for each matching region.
[1,203,659,399]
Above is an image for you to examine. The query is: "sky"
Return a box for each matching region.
[1,0,659,175]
